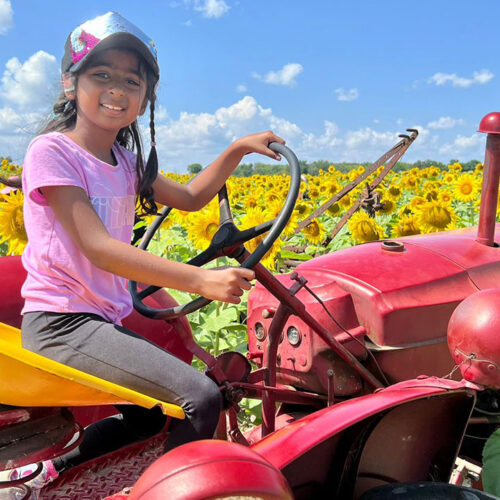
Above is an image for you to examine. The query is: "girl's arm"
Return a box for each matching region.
[152,131,285,210]
[42,185,254,303]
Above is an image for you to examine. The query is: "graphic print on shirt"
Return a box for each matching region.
[89,178,135,241]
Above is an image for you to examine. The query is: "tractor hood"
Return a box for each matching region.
[296,225,500,347]
[249,225,500,349]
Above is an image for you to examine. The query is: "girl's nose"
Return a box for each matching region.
[108,83,125,96]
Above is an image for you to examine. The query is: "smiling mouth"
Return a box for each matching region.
[101,103,125,111]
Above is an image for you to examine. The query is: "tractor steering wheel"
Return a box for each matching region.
[129,142,301,320]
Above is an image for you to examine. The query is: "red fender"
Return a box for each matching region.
[128,440,293,500]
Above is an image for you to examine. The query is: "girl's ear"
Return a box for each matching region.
[62,73,76,100]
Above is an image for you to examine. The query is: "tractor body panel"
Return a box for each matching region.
[251,378,476,499]
[247,224,500,392]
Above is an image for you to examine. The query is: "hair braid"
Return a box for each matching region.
[136,95,158,216]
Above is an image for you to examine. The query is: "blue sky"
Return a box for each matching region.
[0,0,498,172]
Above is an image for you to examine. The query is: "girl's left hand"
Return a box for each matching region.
[234,131,286,161]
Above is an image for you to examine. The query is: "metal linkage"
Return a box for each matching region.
[296,128,419,248]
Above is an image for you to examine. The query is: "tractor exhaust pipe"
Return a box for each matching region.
[477,112,500,247]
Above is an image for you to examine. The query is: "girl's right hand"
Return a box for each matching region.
[199,267,255,304]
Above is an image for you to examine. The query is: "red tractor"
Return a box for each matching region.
[1,113,500,499]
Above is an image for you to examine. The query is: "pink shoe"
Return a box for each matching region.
[7,460,58,499]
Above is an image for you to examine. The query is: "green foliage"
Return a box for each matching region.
[230,158,472,177]
[187,163,203,175]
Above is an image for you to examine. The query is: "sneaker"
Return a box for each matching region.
[1,460,59,499]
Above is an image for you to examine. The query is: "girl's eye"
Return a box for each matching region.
[94,72,109,79]
[127,79,140,86]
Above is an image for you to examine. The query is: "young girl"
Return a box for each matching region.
[2,10,284,492]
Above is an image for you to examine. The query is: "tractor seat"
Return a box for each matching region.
[0,322,185,419]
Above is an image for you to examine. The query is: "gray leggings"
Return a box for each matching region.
[21,311,222,465]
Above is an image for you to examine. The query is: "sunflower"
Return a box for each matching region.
[348,211,386,244]
[302,219,325,245]
[391,214,421,237]
[378,197,396,215]
[386,184,402,201]
[339,194,352,209]
[442,172,456,184]
[0,189,27,255]
[188,204,220,250]
[429,166,441,177]
[308,186,320,201]
[453,173,480,203]
[398,204,413,217]
[170,208,191,230]
[438,190,453,204]
[244,194,259,209]
[327,202,342,216]
[239,208,281,270]
[415,200,458,233]
[266,200,298,237]
[326,180,341,196]
[409,195,426,211]
[294,201,313,218]
[328,165,336,174]
[404,174,418,190]
[475,163,484,175]
[264,189,281,204]
[425,190,439,201]
[348,170,359,181]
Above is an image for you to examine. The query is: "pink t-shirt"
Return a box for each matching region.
[21,132,138,324]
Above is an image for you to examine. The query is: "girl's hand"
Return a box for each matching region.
[234,131,286,161]
[199,267,255,304]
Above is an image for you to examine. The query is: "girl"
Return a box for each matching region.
[3,11,285,493]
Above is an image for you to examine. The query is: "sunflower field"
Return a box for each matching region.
[0,157,496,425]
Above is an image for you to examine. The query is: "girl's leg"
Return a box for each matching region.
[22,312,222,461]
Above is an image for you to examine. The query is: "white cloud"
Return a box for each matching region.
[171,0,230,18]
[427,116,466,129]
[0,51,59,110]
[428,69,494,88]
[236,84,247,93]
[334,87,358,102]
[252,63,303,87]
[146,96,429,171]
[344,128,397,150]
[183,19,193,26]
[0,51,60,163]
[154,105,169,121]
[439,134,485,155]
[137,97,487,172]
[194,0,230,18]
[0,0,13,35]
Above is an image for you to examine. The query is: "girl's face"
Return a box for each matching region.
[74,49,148,136]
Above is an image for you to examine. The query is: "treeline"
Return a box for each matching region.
[187,158,481,177]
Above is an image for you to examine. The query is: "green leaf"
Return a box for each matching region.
[200,307,238,331]
[280,250,312,261]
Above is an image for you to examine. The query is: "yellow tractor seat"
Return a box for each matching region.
[0,322,185,420]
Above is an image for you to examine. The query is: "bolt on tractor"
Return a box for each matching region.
[1,113,500,499]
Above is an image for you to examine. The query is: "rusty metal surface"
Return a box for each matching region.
[40,435,165,500]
